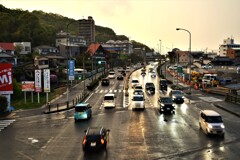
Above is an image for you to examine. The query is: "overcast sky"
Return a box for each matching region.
[1,0,240,53]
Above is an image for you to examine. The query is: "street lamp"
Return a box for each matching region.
[176,28,192,94]
[159,39,162,55]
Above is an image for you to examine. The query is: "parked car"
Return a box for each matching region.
[101,78,110,86]
[82,127,110,151]
[74,103,92,121]
[169,90,184,104]
[158,96,175,114]
[145,82,155,95]
[199,110,225,137]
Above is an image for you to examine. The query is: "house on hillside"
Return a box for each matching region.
[14,42,31,54]
[33,45,59,55]
[0,43,15,55]
[34,54,66,69]
[175,51,193,64]
[0,53,17,65]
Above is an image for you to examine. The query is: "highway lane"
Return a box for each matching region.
[0,65,240,159]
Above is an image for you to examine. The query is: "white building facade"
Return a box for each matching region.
[219,37,240,56]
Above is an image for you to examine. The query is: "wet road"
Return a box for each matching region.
[1,65,240,160]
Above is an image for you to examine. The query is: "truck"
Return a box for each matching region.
[202,73,219,86]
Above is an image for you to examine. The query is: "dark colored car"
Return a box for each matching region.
[82,127,110,151]
[145,82,155,94]
[158,96,175,114]
[169,90,184,104]
[159,79,167,91]
[117,74,124,80]
[101,78,110,86]
[121,70,126,76]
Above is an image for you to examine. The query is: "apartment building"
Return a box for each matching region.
[219,37,240,56]
[78,16,95,45]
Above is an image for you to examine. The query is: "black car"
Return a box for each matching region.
[169,90,184,104]
[145,82,155,94]
[117,74,124,80]
[158,96,175,114]
[121,70,126,76]
[101,78,110,86]
[82,127,110,151]
[159,79,167,91]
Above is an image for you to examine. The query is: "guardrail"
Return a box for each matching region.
[225,93,240,104]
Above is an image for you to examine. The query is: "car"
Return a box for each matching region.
[103,93,116,108]
[101,78,110,86]
[169,90,184,104]
[117,74,124,80]
[121,70,126,76]
[202,65,213,69]
[133,89,144,96]
[82,127,110,151]
[199,110,225,137]
[132,94,145,110]
[134,84,143,90]
[131,78,139,88]
[126,66,131,72]
[108,71,116,79]
[158,96,175,114]
[159,79,167,91]
[150,71,156,78]
[74,103,92,121]
[117,67,123,72]
[145,82,155,95]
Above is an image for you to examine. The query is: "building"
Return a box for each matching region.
[219,37,240,56]
[175,51,193,64]
[56,31,86,57]
[103,40,133,55]
[78,16,95,45]
[13,42,31,54]
[33,45,59,55]
[227,48,240,59]
[0,43,15,55]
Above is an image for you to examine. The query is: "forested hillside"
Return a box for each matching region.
[0,4,152,51]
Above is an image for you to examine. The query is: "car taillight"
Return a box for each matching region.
[82,136,87,145]
[100,136,105,144]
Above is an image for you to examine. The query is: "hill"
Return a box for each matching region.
[0,4,152,51]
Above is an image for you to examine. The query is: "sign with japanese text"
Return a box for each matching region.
[43,69,50,92]
[22,81,35,91]
[68,60,75,80]
[35,70,42,92]
[0,63,13,94]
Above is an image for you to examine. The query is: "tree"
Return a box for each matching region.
[0,96,8,113]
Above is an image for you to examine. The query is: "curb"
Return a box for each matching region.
[213,103,240,118]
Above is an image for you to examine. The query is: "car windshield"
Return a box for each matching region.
[173,91,183,95]
[75,107,87,112]
[132,80,139,83]
[104,96,114,100]
[161,98,172,103]
[109,72,115,75]
[133,96,144,101]
[206,116,223,123]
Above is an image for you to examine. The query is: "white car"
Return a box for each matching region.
[199,110,225,137]
[150,71,156,78]
[103,93,116,108]
[126,66,131,72]
[132,94,145,110]
[108,71,116,79]
[131,79,139,88]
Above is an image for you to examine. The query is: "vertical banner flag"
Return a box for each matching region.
[43,69,50,92]
[35,70,42,92]
[68,60,75,80]
[0,63,13,94]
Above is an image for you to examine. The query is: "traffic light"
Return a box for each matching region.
[78,75,82,80]
[177,66,183,73]
[98,61,101,64]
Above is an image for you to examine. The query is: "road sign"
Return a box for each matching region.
[68,60,75,81]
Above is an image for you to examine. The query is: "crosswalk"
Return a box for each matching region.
[0,119,15,132]
[95,89,125,94]
[198,97,223,102]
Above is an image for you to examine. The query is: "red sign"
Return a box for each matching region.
[22,81,35,91]
[0,63,13,94]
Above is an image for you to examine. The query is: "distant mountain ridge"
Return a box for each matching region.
[0,4,152,52]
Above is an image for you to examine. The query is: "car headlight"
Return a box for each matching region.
[208,124,213,129]
[221,124,225,128]
[173,96,177,99]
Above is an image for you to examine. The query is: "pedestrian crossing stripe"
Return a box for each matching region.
[95,89,123,93]
[0,119,15,131]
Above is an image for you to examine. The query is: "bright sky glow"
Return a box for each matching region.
[1,0,240,53]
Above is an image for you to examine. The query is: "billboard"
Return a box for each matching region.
[35,70,42,92]
[0,63,13,94]
[43,69,50,92]
[22,81,35,91]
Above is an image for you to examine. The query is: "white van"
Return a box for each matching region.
[199,110,225,137]
[103,93,116,108]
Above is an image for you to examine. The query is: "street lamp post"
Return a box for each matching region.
[176,28,192,94]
